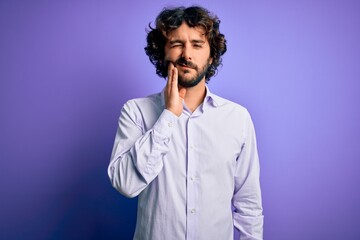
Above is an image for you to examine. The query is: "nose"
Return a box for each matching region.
[181,45,192,61]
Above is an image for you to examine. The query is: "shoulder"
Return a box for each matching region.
[119,92,164,124]
[210,93,251,120]
[119,92,164,131]
[208,92,256,142]
[123,92,163,111]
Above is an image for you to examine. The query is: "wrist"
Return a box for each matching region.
[166,107,182,117]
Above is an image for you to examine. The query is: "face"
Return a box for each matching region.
[164,22,213,88]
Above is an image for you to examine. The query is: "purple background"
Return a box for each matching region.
[1,0,359,239]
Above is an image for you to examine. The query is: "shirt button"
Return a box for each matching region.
[190,209,196,213]
[168,122,173,127]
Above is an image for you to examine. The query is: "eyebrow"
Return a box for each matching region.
[191,39,205,44]
[169,39,205,44]
[169,40,183,45]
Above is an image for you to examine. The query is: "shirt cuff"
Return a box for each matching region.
[152,109,179,143]
[153,109,179,142]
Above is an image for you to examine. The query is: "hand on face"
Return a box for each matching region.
[165,62,187,117]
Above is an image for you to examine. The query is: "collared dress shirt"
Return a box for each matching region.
[108,87,263,240]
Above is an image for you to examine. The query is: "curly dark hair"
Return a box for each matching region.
[144,6,227,82]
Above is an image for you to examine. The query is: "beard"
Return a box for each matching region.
[174,57,211,88]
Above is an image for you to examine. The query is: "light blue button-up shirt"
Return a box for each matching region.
[108,87,263,240]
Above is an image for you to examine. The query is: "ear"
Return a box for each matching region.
[209,57,213,65]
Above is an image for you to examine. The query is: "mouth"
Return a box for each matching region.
[176,63,194,70]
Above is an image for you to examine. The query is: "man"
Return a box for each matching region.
[108,6,263,240]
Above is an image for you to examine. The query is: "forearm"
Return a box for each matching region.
[108,128,168,197]
[108,108,178,198]
[233,113,264,239]
[233,164,263,239]
[234,212,263,240]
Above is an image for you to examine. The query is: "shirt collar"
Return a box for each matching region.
[204,86,218,108]
[160,85,226,109]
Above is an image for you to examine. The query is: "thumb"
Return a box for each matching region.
[179,88,187,99]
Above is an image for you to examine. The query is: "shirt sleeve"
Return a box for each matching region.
[233,113,264,240]
[107,100,178,198]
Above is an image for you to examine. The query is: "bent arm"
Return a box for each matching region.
[108,101,178,198]
[233,115,264,240]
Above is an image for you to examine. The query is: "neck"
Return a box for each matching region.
[181,79,206,112]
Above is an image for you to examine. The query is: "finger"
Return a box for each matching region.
[171,66,178,94]
[166,62,174,96]
[179,87,186,100]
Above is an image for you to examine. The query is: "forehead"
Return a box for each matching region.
[166,22,207,41]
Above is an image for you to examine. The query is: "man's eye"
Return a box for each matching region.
[171,44,182,48]
[194,44,202,48]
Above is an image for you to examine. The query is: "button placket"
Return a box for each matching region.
[186,117,199,238]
